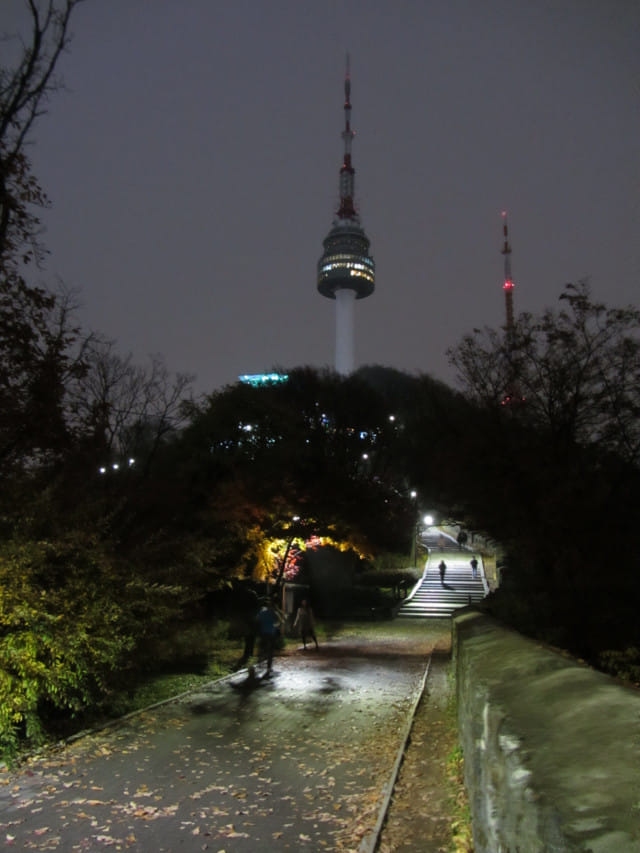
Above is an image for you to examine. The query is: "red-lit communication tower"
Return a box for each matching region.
[500,211,525,406]
[501,211,515,333]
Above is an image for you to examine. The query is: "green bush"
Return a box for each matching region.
[0,534,185,758]
[358,568,420,591]
[143,620,231,672]
[351,585,395,608]
[598,647,640,686]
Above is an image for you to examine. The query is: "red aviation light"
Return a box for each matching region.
[503,279,514,290]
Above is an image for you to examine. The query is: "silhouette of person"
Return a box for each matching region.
[439,560,447,585]
[256,600,281,675]
[293,599,319,650]
[237,588,259,668]
[470,557,478,579]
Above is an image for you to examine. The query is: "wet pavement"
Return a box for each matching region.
[0,632,442,851]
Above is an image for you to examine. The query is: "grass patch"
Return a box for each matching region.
[91,623,241,721]
[320,617,451,645]
[446,743,474,852]
[124,648,239,713]
[445,674,474,852]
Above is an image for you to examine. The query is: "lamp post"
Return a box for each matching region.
[410,491,418,567]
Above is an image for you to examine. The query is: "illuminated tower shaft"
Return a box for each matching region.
[501,211,515,333]
[317,57,375,375]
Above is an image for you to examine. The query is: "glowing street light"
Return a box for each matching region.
[98,457,136,475]
[410,491,419,567]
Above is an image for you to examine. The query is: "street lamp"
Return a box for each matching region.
[410,491,418,567]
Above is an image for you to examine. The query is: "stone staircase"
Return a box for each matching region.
[396,550,488,619]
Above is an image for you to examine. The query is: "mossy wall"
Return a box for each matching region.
[453,610,640,853]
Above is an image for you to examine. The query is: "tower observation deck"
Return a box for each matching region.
[317,57,375,374]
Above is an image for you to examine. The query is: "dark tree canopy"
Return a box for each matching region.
[0,2,86,481]
[443,282,640,658]
[448,281,640,466]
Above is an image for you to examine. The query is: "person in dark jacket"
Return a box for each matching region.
[256,600,281,675]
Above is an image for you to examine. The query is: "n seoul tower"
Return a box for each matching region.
[317,57,375,375]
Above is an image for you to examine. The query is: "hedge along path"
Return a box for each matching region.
[0,623,450,850]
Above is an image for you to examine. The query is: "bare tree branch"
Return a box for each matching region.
[0,1,83,267]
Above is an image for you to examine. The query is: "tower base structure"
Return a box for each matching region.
[335,288,356,375]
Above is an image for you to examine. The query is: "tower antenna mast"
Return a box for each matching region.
[338,53,356,219]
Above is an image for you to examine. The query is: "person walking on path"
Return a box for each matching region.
[439,559,447,586]
[293,599,319,650]
[236,588,259,669]
[470,556,478,579]
[256,599,281,675]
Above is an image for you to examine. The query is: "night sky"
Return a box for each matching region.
[5,0,639,394]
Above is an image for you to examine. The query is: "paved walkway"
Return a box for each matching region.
[0,631,445,851]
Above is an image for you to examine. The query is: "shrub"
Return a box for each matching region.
[0,534,185,758]
[358,568,420,593]
[597,647,640,686]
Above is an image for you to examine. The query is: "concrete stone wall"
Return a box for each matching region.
[453,610,640,852]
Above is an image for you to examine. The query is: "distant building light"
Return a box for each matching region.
[239,373,289,387]
[99,467,107,474]
[112,463,119,470]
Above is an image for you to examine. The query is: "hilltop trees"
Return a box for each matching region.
[446,282,640,658]
[173,367,417,592]
[449,281,640,465]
